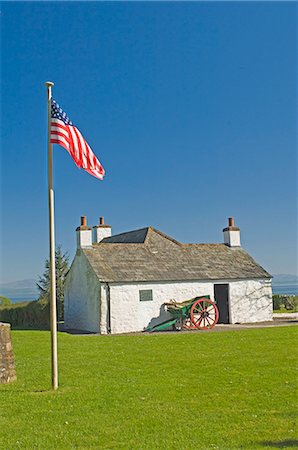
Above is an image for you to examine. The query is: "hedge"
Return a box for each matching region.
[0,298,50,329]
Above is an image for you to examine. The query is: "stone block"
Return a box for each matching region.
[0,322,17,384]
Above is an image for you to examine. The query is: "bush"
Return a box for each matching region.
[273,295,298,311]
[284,296,298,311]
[0,296,12,307]
[0,298,50,329]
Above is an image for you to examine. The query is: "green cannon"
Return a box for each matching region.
[145,296,219,332]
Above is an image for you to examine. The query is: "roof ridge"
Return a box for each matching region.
[145,227,181,246]
[144,227,151,245]
[95,242,146,247]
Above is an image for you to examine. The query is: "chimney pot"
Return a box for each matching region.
[99,217,104,225]
[81,216,87,227]
[228,217,234,227]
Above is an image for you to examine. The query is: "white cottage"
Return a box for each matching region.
[64,216,272,334]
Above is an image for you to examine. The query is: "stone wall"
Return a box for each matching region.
[0,322,17,384]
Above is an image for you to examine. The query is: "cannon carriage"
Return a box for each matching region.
[145,296,219,332]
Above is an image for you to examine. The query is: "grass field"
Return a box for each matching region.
[1,327,297,449]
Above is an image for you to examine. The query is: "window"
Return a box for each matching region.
[139,289,153,302]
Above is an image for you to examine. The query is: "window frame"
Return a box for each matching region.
[139,289,153,302]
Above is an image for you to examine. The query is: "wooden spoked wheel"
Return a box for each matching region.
[182,317,196,330]
[190,298,219,330]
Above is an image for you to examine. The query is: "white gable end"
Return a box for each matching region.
[64,250,100,333]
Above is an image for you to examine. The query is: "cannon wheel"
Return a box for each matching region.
[190,298,219,330]
[173,317,196,331]
[182,317,196,330]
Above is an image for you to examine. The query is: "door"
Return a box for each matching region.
[214,284,229,324]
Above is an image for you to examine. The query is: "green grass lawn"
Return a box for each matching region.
[1,327,297,449]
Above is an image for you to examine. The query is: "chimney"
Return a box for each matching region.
[223,217,241,247]
[76,216,92,248]
[93,216,112,243]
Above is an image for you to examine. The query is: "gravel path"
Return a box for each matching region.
[273,312,298,319]
[63,317,298,336]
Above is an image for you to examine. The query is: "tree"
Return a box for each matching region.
[37,246,69,321]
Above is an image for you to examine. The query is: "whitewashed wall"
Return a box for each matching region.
[229,279,272,324]
[100,283,109,335]
[108,279,272,334]
[64,251,100,332]
[109,281,214,334]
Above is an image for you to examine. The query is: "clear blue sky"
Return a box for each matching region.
[1,1,297,283]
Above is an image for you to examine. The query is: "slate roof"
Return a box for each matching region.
[100,228,149,244]
[82,227,271,283]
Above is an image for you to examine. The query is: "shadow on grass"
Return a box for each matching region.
[31,389,58,394]
[260,440,298,448]
[11,326,50,331]
[11,321,65,331]
[0,387,53,394]
[61,328,95,335]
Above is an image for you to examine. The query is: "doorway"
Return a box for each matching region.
[214,284,229,324]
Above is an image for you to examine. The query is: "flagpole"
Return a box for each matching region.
[45,81,58,390]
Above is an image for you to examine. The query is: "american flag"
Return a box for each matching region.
[50,99,105,180]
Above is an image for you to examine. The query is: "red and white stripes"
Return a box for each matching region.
[50,118,105,180]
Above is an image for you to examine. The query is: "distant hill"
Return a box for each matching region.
[0,279,39,302]
[0,279,37,290]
